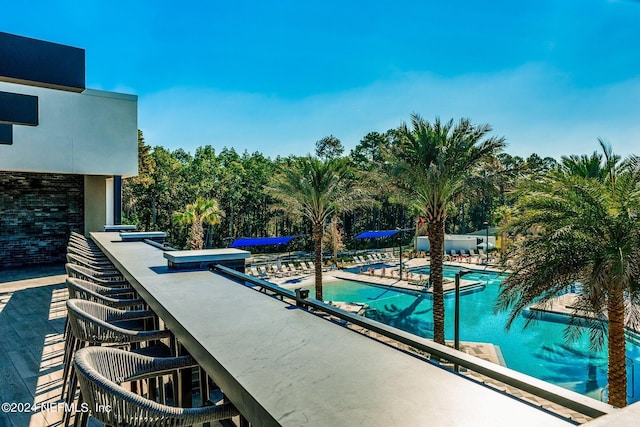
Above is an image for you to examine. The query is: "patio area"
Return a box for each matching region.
[0,265,67,427]
[0,266,238,427]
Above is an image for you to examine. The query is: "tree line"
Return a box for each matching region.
[123,128,557,252]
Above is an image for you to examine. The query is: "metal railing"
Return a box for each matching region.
[213,264,614,420]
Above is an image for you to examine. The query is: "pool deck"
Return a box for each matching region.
[328,270,484,294]
[275,256,499,296]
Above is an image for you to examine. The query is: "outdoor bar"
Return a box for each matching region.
[90,231,589,426]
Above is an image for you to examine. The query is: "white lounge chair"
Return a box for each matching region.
[257,265,269,277]
[299,261,310,273]
[287,263,301,274]
[268,264,283,278]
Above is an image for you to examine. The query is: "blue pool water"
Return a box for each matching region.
[306,267,640,403]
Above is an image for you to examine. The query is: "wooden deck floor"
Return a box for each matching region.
[0,265,68,427]
[0,266,233,427]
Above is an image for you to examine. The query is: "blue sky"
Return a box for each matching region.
[3,0,640,159]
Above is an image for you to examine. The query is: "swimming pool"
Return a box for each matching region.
[305,267,640,403]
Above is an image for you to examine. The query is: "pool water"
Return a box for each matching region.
[306,267,640,403]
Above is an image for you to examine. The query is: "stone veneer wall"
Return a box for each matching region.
[0,172,83,269]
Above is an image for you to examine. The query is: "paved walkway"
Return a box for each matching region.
[0,265,67,427]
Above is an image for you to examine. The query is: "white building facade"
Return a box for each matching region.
[0,32,138,268]
[415,234,496,253]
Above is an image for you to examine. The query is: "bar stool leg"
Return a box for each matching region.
[177,345,193,408]
[199,366,210,404]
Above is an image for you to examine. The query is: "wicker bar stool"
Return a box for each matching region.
[62,267,138,393]
[65,277,142,309]
[67,236,111,259]
[62,278,146,399]
[68,233,105,249]
[65,263,128,287]
[66,247,111,264]
[74,347,239,427]
[62,299,172,426]
[66,242,111,260]
[66,252,116,272]
[68,232,102,249]
[69,231,92,241]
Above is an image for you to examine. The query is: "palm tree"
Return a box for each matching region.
[268,156,366,300]
[497,143,640,407]
[560,138,620,181]
[386,114,506,345]
[173,197,224,250]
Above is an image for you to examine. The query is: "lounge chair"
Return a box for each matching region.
[320,261,330,272]
[268,264,283,278]
[249,266,266,278]
[257,265,269,277]
[287,263,301,274]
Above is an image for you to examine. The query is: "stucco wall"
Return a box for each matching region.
[0,82,138,177]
